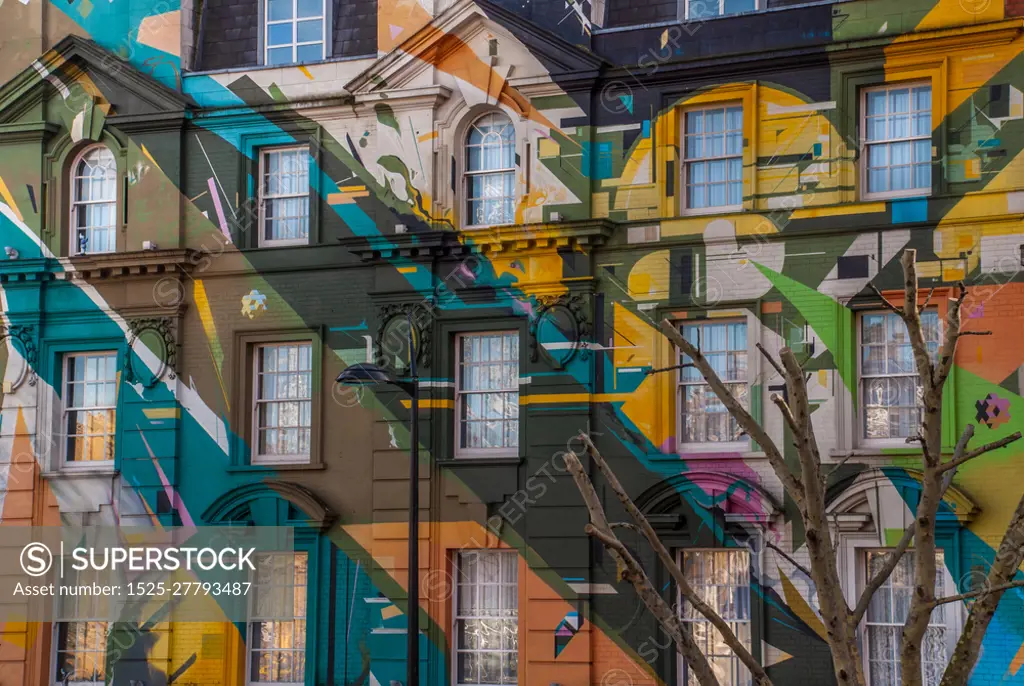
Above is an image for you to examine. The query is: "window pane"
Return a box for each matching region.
[863,85,931,196]
[864,551,946,686]
[455,551,518,686]
[249,553,307,684]
[681,550,751,684]
[296,42,323,64]
[267,0,292,20]
[267,46,292,65]
[296,0,321,16]
[268,22,292,46]
[255,343,313,460]
[458,333,519,451]
[679,322,747,445]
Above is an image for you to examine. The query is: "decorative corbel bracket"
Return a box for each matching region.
[124,317,177,388]
[0,324,38,390]
[376,302,433,374]
[529,294,591,370]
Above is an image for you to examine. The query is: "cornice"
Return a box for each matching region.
[351,85,453,111]
[603,18,1023,89]
[0,249,198,283]
[0,121,60,144]
[347,219,617,262]
[107,110,193,134]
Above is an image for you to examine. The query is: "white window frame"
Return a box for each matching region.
[682,0,761,20]
[263,0,327,66]
[69,144,118,256]
[679,103,744,215]
[860,82,933,201]
[677,548,754,686]
[252,341,313,464]
[245,551,308,686]
[451,549,519,686]
[455,331,520,459]
[61,351,118,468]
[51,620,109,686]
[51,563,111,686]
[462,112,517,230]
[675,318,750,452]
[258,145,311,247]
[858,548,957,686]
[856,309,939,448]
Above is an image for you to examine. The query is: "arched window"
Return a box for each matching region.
[465,112,515,227]
[70,146,117,254]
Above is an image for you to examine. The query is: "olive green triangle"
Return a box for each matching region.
[753,261,856,399]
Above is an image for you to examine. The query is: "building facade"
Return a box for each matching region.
[0,0,1023,683]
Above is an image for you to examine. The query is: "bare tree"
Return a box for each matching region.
[564,249,1024,686]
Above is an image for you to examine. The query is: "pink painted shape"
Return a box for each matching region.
[139,431,196,529]
[207,177,232,244]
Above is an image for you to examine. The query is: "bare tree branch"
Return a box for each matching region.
[770,393,800,436]
[765,539,813,579]
[937,431,1022,474]
[867,283,903,315]
[933,282,968,390]
[824,453,857,481]
[757,342,785,378]
[575,433,773,686]
[561,449,722,686]
[929,579,1024,608]
[851,445,964,628]
[918,286,936,315]
[851,520,917,625]
[660,320,805,504]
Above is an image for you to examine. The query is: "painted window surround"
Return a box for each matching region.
[202,483,328,686]
[859,81,934,201]
[659,83,756,219]
[676,317,750,451]
[258,145,313,247]
[433,102,528,232]
[434,317,530,465]
[238,129,323,250]
[836,58,946,203]
[38,337,125,475]
[231,329,325,470]
[43,130,129,258]
[455,330,521,458]
[439,543,525,686]
[832,289,958,457]
[827,469,969,681]
[661,308,762,457]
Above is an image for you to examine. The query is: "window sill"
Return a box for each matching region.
[829,447,926,459]
[227,462,325,472]
[679,204,744,217]
[861,190,931,202]
[651,450,765,460]
[42,467,118,479]
[438,456,523,467]
[185,52,377,77]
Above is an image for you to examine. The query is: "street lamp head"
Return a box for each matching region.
[335,363,397,386]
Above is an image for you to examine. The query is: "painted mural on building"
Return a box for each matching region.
[0,0,1023,682]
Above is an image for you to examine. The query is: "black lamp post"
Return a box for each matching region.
[336,319,419,686]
